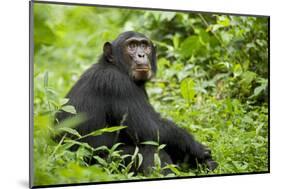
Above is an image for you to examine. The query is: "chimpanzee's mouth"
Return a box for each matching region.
[135,67,149,72]
[135,66,150,72]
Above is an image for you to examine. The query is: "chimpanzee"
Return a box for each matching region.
[55,31,218,174]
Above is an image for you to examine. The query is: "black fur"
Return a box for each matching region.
[56,31,218,173]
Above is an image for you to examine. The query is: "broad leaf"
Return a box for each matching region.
[58,127,81,138]
[61,105,77,114]
[180,78,195,102]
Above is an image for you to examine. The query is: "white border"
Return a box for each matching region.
[0,0,280,189]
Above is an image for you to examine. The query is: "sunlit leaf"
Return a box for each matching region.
[141,141,158,146]
[217,16,230,27]
[180,35,201,57]
[59,98,69,106]
[61,105,77,114]
[233,64,243,77]
[81,126,127,139]
[137,153,143,169]
[58,127,81,138]
[180,78,195,102]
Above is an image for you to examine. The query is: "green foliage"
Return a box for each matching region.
[33,2,268,186]
[180,78,195,104]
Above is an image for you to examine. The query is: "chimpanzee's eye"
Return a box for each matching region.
[145,46,151,53]
[143,44,151,53]
[139,41,151,53]
[128,42,137,51]
[140,43,146,49]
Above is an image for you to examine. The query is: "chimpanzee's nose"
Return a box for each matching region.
[138,53,145,58]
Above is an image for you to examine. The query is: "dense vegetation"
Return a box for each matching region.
[32,3,269,186]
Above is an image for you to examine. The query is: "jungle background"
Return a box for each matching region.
[33,2,269,186]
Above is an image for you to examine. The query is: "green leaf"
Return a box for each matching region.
[59,98,69,106]
[64,139,94,150]
[199,29,210,44]
[253,85,265,96]
[249,80,267,99]
[240,71,257,86]
[127,172,135,178]
[43,72,48,88]
[131,146,139,160]
[93,156,107,166]
[180,36,201,57]
[160,12,176,21]
[110,143,123,152]
[154,153,161,167]
[61,105,77,114]
[214,62,231,72]
[233,64,243,77]
[172,34,180,49]
[220,31,233,43]
[180,78,195,102]
[58,127,81,138]
[165,164,181,175]
[158,57,170,65]
[141,141,159,146]
[99,126,127,133]
[158,144,166,150]
[217,16,230,27]
[55,114,87,129]
[81,126,127,139]
[94,146,109,152]
[137,153,143,169]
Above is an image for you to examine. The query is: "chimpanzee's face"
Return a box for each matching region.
[123,37,154,81]
[103,32,157,82]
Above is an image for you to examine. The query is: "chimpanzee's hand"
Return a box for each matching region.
[205,158,218,171]
[194,143,218,171]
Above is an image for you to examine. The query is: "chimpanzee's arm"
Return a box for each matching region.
[159,118,218,170]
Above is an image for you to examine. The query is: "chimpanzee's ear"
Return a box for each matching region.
[151,44,157,73]
[103,42,113,63]
[153,44,157,53]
